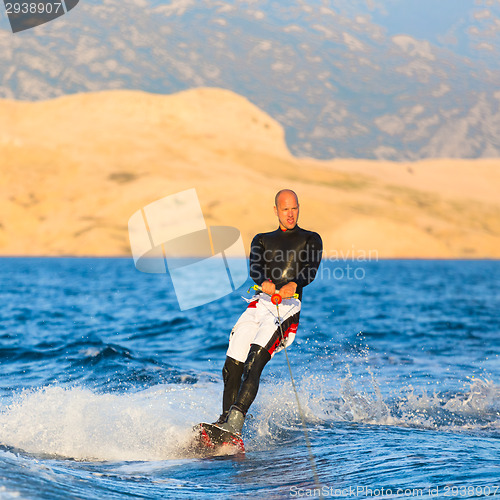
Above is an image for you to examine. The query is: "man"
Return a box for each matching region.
[216,189,323,435]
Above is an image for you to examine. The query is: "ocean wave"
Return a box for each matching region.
[256,373,500,438]
[0,385,212,462]
[1,372,498,463]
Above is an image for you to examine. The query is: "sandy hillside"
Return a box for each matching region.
[1,87,499,258]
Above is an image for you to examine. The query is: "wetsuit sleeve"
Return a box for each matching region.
[249,234,266,285]
[295,232,323,288]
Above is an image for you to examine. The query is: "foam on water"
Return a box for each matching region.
[1,372,498,462]
[0,384,221,461]
[0,485,22,499]
[254,372,500,440]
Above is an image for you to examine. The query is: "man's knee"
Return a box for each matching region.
[233,344,271,415]
[223,356,244,383]
[243,344,271,381]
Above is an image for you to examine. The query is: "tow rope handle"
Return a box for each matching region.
[247,284,299,304]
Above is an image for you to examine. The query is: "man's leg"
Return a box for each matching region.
[213,356,244,424]
[215,300,259,423]
[220,344,270,434]
[221,297,301,435]
[231,344,271,412]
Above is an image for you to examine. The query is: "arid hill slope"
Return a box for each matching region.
[1,88,499,258]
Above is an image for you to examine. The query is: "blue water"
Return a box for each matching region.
[0,258,498,499]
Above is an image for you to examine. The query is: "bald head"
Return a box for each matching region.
[274,189,298,209]
[274,189,300,231]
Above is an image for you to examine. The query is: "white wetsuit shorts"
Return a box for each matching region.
[226,294,301,363]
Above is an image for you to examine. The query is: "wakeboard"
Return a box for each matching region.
[191,422,245,455]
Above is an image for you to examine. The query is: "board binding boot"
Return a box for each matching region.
[212,411,228,426]
[192,407,245,455]
[192,423,245,455]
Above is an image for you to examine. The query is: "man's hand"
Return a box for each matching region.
[261,281,276,295]
[278,282,297,298]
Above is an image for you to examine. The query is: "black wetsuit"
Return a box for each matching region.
[219,225,323,422]
[249,225,323,299]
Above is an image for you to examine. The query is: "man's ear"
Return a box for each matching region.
[274,206,278,216]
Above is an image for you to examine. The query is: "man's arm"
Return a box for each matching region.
[294,232,323,288]
[250,234,277,295]
[249,233,266,286]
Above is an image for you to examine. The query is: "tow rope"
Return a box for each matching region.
[248,285,323,495]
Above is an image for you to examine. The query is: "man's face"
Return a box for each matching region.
[274,192,299,230]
